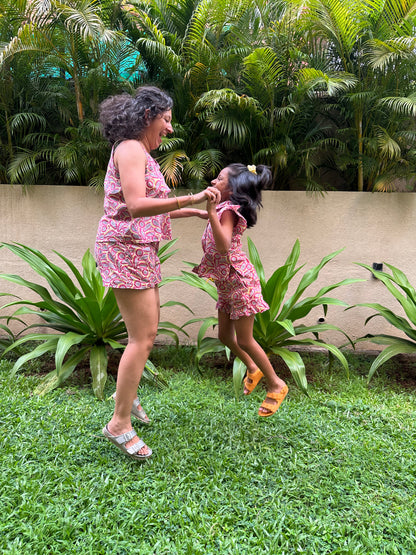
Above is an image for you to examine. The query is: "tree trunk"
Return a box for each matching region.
[356,112,363,192]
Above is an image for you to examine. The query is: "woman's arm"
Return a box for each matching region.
[170,208,208,219]
[116,141,218,217]
[206,199,236,254]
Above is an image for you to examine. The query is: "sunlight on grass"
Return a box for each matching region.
[0,350,415,554]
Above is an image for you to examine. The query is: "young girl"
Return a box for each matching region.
[193,163,288,417]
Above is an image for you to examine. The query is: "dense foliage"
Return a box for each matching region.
[0,241,180,398]
[1,0,416,191]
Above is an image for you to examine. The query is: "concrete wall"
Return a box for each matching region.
[1,184,416,350]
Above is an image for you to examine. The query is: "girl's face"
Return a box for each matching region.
[211,168,231,201]
[143,109,173,150]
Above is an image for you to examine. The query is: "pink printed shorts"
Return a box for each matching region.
[95,240,161,289]
[215,270,269,320]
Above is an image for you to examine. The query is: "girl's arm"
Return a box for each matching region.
[116,141,218,217]
[206,199,236,254]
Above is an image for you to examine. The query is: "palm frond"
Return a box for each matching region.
[298,67,358,97]
[157,149,189,187]
[379,94,416,117]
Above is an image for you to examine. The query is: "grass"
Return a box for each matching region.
[0,347,415,554]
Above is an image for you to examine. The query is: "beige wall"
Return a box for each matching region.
[1,184,416,350]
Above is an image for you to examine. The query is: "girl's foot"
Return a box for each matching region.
[258,385,288,417]
[243,367,264,395]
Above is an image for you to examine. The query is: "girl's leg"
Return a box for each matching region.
[107,287,160,455]
[218,310,268,394]
[233,315,287,415]
[217,310,258,373]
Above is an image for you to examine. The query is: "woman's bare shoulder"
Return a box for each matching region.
[114,140,146,167]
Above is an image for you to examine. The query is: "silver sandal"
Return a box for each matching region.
[102,424,152,460]
[112,392,151,424]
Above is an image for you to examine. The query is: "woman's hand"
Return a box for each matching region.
[196,209,209,219]
[192,186,221,205]
[170,208,209,220]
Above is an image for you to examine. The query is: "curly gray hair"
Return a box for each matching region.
[99,86,173,144]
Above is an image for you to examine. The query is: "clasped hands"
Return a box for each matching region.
[204,186,221,208]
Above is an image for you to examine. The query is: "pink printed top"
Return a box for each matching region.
[96,143,172,244]
[192,201,256,281]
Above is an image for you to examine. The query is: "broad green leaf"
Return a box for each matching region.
[33,347,90,396]
[271,347,308,394]
[55,332,89,374]
[90,345,108,400]
[367,342,416,383]
[10,338,59,377]
[196,337,226,364]
[160,300,194,313]
[277,319,296,336]
[232,358,247,399]
[280,247,344,319]
[196,316,218,346]
[163,271,218,300]
[247,237,266,288]
[143,358,168,389]
[158,239,179,264]
[0,273,54,302]
[54,249,97,301]
[285,338,349,376]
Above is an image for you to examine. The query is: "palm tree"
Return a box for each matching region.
[300,0,416,191]
[125,0,248,187]
[1,0,415,190]
[194,1,357,190]
[0,0,134,185]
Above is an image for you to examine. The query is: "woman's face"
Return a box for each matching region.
[143,109,173,150]
[211,168,231,201]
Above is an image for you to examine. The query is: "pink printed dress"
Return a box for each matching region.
[95,143,172,289]
[192,201,269,319]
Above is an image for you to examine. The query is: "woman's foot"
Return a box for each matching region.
[243,367,264,395]
[258,384,288,417]
[106,422,151,457]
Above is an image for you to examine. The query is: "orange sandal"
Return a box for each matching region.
[243,368,264,395]
[258,386,289,417]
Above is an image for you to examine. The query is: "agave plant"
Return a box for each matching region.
[166,239,360,393]
[0,293,27,351]
[0,241,182,398]
[248,238,358,391]
[351,262,416,383]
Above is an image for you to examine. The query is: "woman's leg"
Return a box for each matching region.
[234,315,287,415]
[107,287,160,454]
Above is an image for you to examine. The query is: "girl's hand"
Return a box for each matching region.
[192,186,221,205]
[206,196,217,214]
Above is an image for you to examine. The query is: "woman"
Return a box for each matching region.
[95,86,220,460]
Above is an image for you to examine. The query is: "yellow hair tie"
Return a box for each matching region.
[247,165,257,174]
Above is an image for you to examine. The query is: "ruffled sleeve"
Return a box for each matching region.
[192,201,251,280]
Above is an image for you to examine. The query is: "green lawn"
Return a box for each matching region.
[0,349,415,554]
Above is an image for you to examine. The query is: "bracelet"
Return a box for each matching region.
[189,192,194,205]
[175,197,181,210]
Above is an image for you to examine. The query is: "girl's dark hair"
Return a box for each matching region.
[99,86,173,144]
[227,163,272,227]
